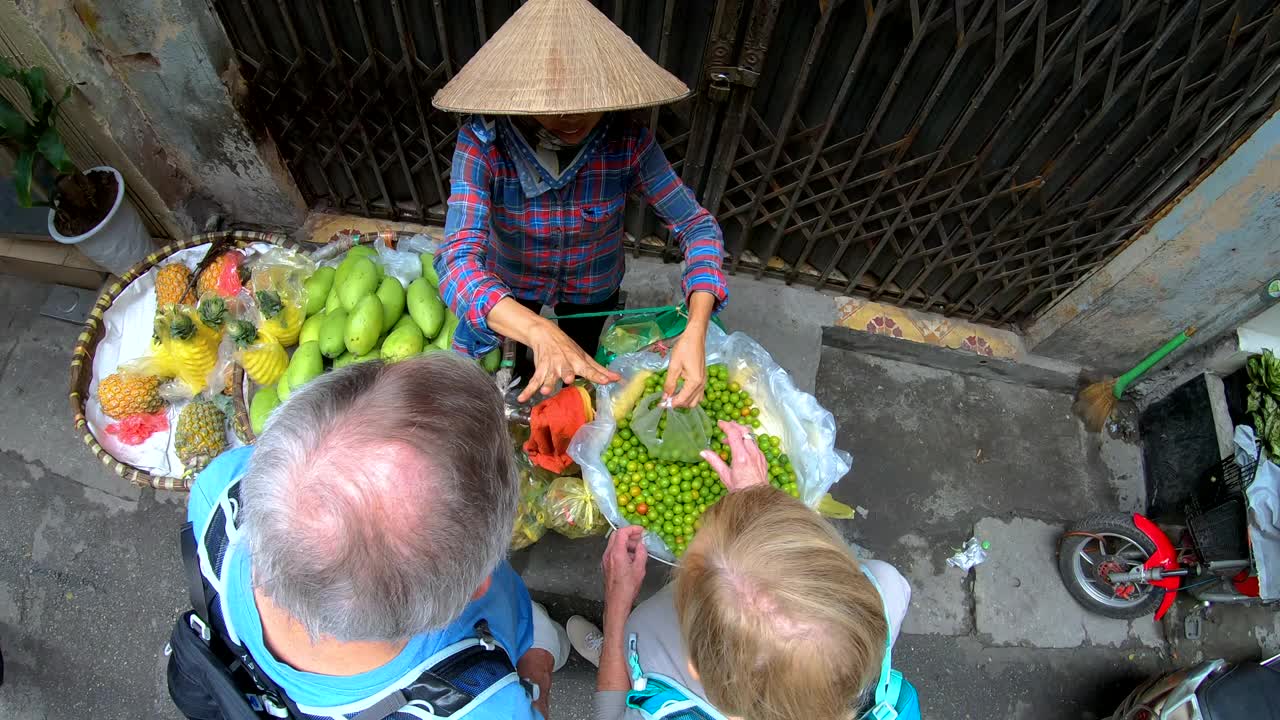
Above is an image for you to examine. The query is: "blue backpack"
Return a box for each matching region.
[624,566,920,720]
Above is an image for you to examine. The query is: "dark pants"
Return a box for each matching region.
[513,290,620,383]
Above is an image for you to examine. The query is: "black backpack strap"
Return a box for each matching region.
[181,520,214,642]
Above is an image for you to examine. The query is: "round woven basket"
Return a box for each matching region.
[231,230,412,445]
[69,230,301,491]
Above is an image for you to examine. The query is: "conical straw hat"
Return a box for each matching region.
[432,0,691,115]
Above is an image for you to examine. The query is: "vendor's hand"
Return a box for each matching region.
[701,421,769,492]
[602,525,648,610]
[520,319,621,403]
[663,333,706,408]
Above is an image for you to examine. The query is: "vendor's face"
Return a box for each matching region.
[532,112,604,144]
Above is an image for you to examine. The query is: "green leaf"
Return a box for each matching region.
[19,66,49,115]
[1248,387,1262,415]
[13,147,34,208]
[0,94,29,141]
[36,125,72,173]
[0,57,17,80]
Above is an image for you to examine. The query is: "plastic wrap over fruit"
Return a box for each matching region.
[569,325,853,563]
[542,476,608,539]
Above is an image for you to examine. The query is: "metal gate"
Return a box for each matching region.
[214,0,1280,327]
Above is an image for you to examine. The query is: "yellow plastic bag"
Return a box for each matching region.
[543,476,608,539]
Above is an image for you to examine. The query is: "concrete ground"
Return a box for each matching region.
[2,267,1278,719]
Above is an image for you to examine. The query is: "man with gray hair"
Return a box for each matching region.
[168,353,569,719]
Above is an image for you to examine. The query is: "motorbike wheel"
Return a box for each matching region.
[1058,513,1165,619]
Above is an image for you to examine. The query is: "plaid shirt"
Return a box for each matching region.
[436,115,729,357]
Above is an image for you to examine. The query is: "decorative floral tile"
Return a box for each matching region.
[833,294,1024,360]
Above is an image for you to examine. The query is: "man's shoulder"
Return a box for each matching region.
[187,446,254,529]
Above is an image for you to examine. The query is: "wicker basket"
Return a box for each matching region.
[69,230,301,491]
[231,230,416,445]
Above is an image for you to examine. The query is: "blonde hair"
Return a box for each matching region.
[673,486,887,720]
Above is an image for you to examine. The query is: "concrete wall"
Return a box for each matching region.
[1026,109,1280,375]
[3,0,304,235]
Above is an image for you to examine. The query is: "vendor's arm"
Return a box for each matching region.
[488,299,621,402]
[632,126,728,407]
[436,121,513,358]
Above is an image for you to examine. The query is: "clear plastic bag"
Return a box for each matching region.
[569,325,853,562]
[601,318,663,358]
[511,458,551,551]
[542,476,608,539]
[630,391,712,462]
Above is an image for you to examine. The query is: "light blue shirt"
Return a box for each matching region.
[188,447,540,719]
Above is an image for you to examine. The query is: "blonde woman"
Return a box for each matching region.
[571,421,915,720]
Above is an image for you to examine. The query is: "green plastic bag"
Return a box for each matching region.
[591,305,727,366]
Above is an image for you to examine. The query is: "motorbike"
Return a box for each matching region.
[1105,654,1280,720]
[1057,456,1272,621]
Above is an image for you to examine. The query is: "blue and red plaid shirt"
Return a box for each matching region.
[436,115,729,357]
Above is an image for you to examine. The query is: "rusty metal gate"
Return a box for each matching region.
[213,0,1280,327]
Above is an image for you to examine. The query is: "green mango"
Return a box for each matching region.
[299,311,326,346]
[303,267,336,316]
[407,277,445,339]
[345,295,383,355]
[338,257,379,311]
[481,348,500,373]
[432,310,460,351]
[392,312,417,332]
[319,308,349,358]
[420,252,439,287]
[381,323,425,362]
[276,370,292,401]
[286,341,324,389]
[324,285,341,313]
[249,385,281,435]
[332,350,358,369]
[375,277,406,334]
[346,245,378,261]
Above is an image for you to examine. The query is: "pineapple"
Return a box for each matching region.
[155,264,197,306]
[197,296,230,335]
[229,320,288,386]
[147,314,181,378]
[168,307,221,393]
[175,400,226,472]
[256,290,303,347]
[97,372,164,419]
[197,250,245,298]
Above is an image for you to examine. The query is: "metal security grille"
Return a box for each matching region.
[214,0,1280,327]
[212,0,717,221]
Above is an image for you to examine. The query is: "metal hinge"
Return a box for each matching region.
[707,65,760,102]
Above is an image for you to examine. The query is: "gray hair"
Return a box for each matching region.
[238,353,518,642]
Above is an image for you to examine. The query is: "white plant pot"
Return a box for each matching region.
[48,166,152,276]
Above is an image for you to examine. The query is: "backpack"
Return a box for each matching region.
[623,566,921,720]
[166,478,523,720]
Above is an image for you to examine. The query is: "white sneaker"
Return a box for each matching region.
[530,602,570,672]
[567,615,604,667]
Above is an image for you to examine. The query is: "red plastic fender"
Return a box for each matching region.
[1132,513,1181,620]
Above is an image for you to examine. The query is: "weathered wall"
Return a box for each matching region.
[5,0,304,235]
[1026,109,1280,375]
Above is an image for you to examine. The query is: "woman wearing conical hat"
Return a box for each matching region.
[432,0,728,408]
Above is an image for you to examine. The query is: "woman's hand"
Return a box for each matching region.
[663,333,706,408]
[602,525,648,610]
[520,317,621,403]
[700,420,769,492]
[663,291,717,408]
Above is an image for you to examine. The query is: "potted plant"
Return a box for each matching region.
[0,60,151,275]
